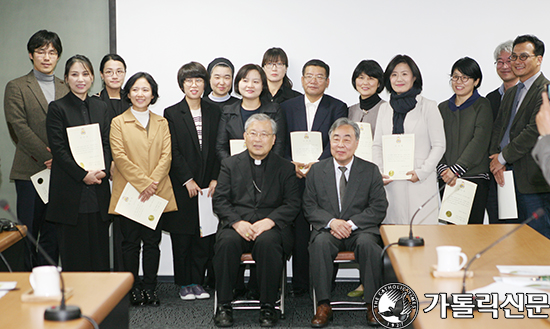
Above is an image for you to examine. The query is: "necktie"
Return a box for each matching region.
[501,82,525,149]
[339,166,347,210]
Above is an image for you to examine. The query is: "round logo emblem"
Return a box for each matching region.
[388,170,394,177]
[148,215,155,221]
[446,211,452,218]
[372,283,419,328]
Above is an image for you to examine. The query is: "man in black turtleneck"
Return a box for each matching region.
[212,113,300,327]
[4,30,68,269]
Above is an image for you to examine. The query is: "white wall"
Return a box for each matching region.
[118,0,550,276]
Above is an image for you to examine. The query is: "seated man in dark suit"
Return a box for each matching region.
[213,113,301,327]
[304,118,388,327]
[280,59,348,296]
[534,91,550,185]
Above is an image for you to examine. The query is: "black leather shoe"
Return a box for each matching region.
[290,286,308,298]
[143,289,160,307]
[366,303,378,326]
[129,288,145,306]
[214,304,234,327]
[259,304,279,327]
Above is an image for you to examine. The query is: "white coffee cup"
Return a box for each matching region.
[436,246,468,272]
[29,265,61,297]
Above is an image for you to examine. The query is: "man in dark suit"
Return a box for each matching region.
[490,34,550,238]
[213,114,301,327]
[280,59,348,296]
[485,40,520,224]
[4,30,68,269]
[304,118,387,327]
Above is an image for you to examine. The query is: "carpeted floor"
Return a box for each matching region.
[129,281,381,328]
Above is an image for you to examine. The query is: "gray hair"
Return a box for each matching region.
[329,117,360,141]
[244,113,277,135]
[493,40,514,61]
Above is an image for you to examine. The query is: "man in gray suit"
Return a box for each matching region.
[489,34,550,238]
[304,118,388,327]
[4,30,68,268]
[533,91,550,185]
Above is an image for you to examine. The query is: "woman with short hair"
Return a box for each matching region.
[372,55,445,225]
[109,72,177,306]
[438,57,492,224]
[163,62,221,301]
[216,64,286,160]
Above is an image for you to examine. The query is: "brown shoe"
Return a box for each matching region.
[311,303,333,328]
[366,303,378,326]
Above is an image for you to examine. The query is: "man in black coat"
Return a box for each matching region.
[213,114,301,327]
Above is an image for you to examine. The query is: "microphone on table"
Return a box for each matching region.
[460,208,545,295]
[0,199,81,321]
[398,184,446,247]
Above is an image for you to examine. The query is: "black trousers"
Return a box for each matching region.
[292,179,309,290]
[214,227,285,305]
[56,212,109,272]
[15,180,58,269]
[120,217,162,290]
[309,230,383,302]
[170,230,213,286]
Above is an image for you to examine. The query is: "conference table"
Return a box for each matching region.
[380,224,550,328]
[0,225,26,252]
[0,272,133,329]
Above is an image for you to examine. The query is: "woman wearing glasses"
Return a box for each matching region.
[438,57,492,224]
[372,54,445,225]
[95,54,130,121]
[109,72,177,306]
[216,64,286,160]
[261,47,302,104]
[163,62,220,301]
[348,60,386,137]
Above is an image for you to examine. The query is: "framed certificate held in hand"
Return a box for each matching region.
[382,134,415,180]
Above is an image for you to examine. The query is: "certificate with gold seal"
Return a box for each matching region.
[382,134,414,180]
[114,183,168,230]
[66,123,105,170]
[438,178,477,225]
[354,122,372,162]
[290,131,323,173]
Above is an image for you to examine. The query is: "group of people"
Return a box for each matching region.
[4,28,550,328]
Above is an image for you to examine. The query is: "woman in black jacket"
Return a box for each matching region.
[216,64,286,160]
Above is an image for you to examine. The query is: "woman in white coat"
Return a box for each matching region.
[373,55,445,225]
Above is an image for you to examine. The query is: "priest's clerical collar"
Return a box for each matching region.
[254,159,262,166]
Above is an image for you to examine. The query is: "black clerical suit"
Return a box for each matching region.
[213,151,300,305]
[303,156,388,302]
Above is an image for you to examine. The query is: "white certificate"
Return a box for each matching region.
[497,170,518,219]
[114,183,168,230]
[438,179,477,225]
[66,123,105,170]
[382,134,415,180]
[30,168,51,204]
[198,188,219,237]
[354,122,373,162]
[229,139,247,156]
[291,131,322,165]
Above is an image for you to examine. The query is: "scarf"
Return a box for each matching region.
[390,87,421,134]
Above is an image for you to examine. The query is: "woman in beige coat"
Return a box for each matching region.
[373,55,445,225]
[109,72,176,307]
